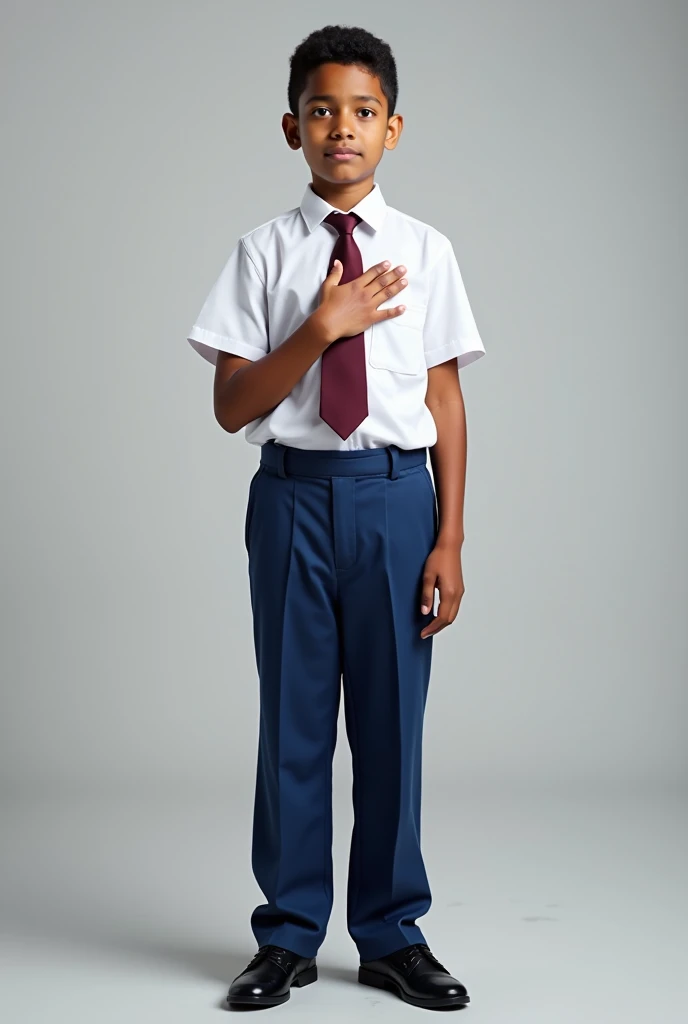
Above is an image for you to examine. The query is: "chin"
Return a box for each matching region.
[321,164,367,181]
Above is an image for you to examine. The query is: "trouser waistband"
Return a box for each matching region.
[259,439,428,480]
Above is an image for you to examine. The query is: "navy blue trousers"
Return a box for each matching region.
[243,439,439,962]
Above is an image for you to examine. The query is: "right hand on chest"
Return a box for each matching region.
[316,260,409,344]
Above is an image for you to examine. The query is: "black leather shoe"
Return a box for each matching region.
[359,942,470,1009]
[227,944,317,1008]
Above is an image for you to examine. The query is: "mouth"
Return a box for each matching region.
[325,150,360,161]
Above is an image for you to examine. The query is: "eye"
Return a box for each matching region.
[310,106,375,118]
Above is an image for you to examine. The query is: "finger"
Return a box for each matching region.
[420,574,436,615]
[421,611,451,639]
[420,615,444,639]
[420,588,455,638]
[370,272,410,321]
[358,259,395,286]
[435,590,455,627]
[370,265,407,299]
[372,302,408,323]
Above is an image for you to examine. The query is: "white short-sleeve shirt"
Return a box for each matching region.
[187,181,485,451]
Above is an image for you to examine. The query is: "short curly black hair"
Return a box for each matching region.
[287,24,398,118]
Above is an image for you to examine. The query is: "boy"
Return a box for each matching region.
[187,25,485,1012]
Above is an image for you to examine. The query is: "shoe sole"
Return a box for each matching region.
[358,966,470,1008]
[227,964,318,1008]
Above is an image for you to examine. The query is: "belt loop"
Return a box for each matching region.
[276,442,287,479]
[387,445,399,480]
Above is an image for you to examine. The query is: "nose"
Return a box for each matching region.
[331,117,355,138]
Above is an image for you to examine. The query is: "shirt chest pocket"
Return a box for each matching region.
[368,303,426,375]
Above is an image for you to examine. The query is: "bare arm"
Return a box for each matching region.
[214,258,411,434]
[419,358,467,638]
[426,357,467,549]
[214,310,331,434]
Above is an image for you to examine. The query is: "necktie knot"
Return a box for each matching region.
[323,211,361,236]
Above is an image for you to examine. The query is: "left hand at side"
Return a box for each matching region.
[419,541,465,639]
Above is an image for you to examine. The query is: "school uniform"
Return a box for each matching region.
[187,181,485,963]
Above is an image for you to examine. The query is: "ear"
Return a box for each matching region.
[384,113,404,152]
[282,113,302,151]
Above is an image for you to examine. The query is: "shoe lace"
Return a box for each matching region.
[398,943,448,975]
[246,944,295,975]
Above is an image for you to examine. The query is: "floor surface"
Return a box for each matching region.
[1,787,686,1022]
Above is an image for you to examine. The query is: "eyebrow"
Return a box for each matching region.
[304,94,382,107]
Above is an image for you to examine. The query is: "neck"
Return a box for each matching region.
[309,175,375,212]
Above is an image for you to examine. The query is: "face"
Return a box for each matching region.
[283,62,402,184]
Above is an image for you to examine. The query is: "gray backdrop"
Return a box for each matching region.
[2,0,685,796]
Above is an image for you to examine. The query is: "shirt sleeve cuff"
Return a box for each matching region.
[186,326,266,365]
[425,339,486,370]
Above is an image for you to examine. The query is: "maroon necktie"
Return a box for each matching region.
[319,211,368,439]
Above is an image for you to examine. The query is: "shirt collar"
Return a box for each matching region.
[299,181,388,234]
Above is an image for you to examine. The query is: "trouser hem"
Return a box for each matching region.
[354,923,428,962]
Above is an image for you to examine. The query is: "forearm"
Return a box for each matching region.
[427,392,467,548]
[215,310,332,433]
